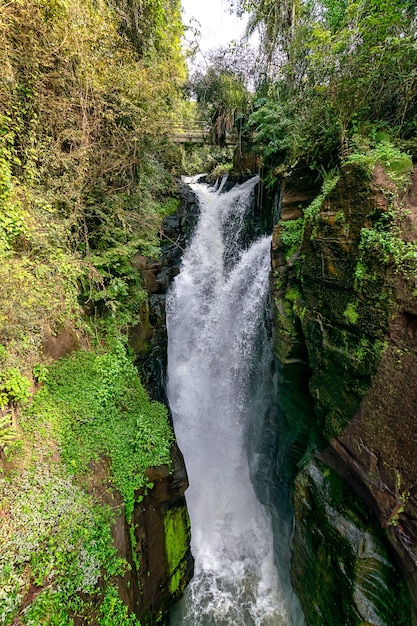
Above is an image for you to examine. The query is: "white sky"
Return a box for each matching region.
[181,0,247,54]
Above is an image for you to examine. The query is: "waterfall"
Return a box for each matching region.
[167,177,305,626]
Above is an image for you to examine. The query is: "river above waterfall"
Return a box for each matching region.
[166,176,305,626]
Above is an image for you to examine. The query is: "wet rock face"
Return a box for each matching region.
[272,163,417,624]
[292,458,411,626]
[132,445,194,624]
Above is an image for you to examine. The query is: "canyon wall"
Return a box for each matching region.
[271,161,417,624]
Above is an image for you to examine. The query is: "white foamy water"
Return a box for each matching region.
[167,177,305,625]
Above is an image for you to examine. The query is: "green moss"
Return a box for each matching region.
[292,459,412,626]
[163,506,191,595]
[23,340,174,519]
[344,302,359,325]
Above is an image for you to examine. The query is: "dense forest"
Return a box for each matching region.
[194,0,417,170]
[0,0,188,623]
[1,0,417,623]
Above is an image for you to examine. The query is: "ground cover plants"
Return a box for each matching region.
[1,339,173,624]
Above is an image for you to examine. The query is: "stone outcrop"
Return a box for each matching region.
[272,161,417,624]
[87,445,193,625]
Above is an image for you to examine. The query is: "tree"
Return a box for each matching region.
[189,45,255,145]
[228,0,301,72]
[229,0,417,170]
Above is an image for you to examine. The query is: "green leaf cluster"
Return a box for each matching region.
[0,368,31,408]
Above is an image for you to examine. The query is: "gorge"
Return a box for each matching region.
[1,0,417,624]
[166,176,304,625]
[159,162,416,625]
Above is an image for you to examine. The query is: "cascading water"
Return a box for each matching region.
[167,176,305,626]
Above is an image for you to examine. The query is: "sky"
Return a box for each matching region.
[181,0,248,57]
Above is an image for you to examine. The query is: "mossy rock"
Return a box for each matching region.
[291,458,411,626]
[164,505,192,597]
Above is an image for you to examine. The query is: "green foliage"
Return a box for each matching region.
[25,341,173,517]
[207,163,233,182]
[304,172,340,221]
[0,2,185,623]
[344,302,359,325]
[346,140,413,188]
[0,0,188,371]
[1,339,172,622]
[189,45,253,145]
[32,363,48,383]
[279,217,304,259]
[0,414,18,457]
[0,464,134,625]
[0,253,82,369]
[235,0,417,170]
[111,0,184,63]
[356,202,417,282]
[98,585,141,625]
[180,144,234,177]
[0,368,31,408]
[248,100,294,161]
[228,0,299,65]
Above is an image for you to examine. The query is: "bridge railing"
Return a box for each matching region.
[170,121,237,146]
[170,120,211,144]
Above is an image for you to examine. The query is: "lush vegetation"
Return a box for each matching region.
[26,341,173,515]
[1,464,140,625]
[0,0,186,375]
[1,0,416,622]
[0,339,173,624]
[220,0,417,177]
[0,0,187,622]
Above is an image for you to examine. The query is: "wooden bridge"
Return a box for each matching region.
[170,121,210,144]
[170,121,237,146]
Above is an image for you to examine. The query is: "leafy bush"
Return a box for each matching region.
[279,217,304,260]
[0,368,31,408]
[1,338,173,623]
[346,140,413,187]
[25,341,173,517]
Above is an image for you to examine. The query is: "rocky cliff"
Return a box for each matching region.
[271,158,417,624]
[85,445,192,626]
